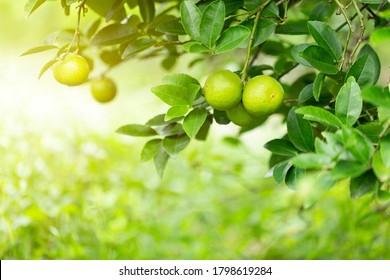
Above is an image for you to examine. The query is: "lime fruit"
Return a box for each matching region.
[204,70,242,111]
[90,77,117,103]
[226,102,266,127]
[53,53,90,86]
[242,75,284,117]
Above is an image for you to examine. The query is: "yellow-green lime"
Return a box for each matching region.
[226,103,266,127]
[204,70,242,111]
[372,151,390,182]
[90,77,117,103]
[242,75,284,117]
[53,53,90,86]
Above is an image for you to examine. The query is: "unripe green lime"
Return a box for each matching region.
[226,102,266,127]
[53,53,90,86]
[90,77,117,103]
[242,75,284,117]
[204,70,243,111]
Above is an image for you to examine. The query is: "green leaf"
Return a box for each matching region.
[379,107,390,123]
[298,84,314,105]
[291,153,333,169]
[275,20,309,35]
[180,0,202,41]
[296,106,343,129]
[370,27,390,46]
[372,151,390,182]
[285,166,305,190]
[196,116,213,140]
[345,54,377,88]
[183,108,208,139]
[287,107,314,152]
[350,171,378,199]
[380,135,390,168]
[146,114,179,127]
[85,19,102,39]
[273,160,292,185]
[307,21,342,61]
[358,0,387,4]
[163,134,190,158]
[154,148,169,178]
[165,106,189,121]
[357,122,383,142]
[38,59,57,79]
[151,84,200,106]
[200,0,225,49]
[121,38,156,58]
[156,19,187,35]
[25,0,47,16]
[342,127,374,163]
[183,42,210,53]
[116,124,157,137]
[138,0,155,23]
[357,44,381,86]
[264,139,298,157]
[299,45,339,75]
[315,135,341,158]
[291,44,312,67]
[106,0,126,22]
[244,0,268,11]
[330,160,368,180]
[21,45,58,56]
[241,18,276,47]
[335,76,362,127]
[313,73,325,102]
[362,86,390,109]
[141,139,162,162]
[309,2,332,21]
[213,110,231,125]
[162,73,200,88]
[156,123,185,137]
[215,26,251,54]
[91,23,139,46]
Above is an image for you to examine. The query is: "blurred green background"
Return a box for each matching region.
[0,1,389,259]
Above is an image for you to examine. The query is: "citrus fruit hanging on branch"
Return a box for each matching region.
[52,53,90,86]
[90,77,117,103]
[226,102,266,128]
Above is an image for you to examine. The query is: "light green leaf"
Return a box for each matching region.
[370,27,390,46]
[335,76,362,127]
[299,45,339,74]
[183,108,208,139]
[25,0,47,16]
[21,45,58,56]
[380,135,390,168]
[362,86,390,109]
[298,84,314,105]
[287,107,314,152]
[273,160,292,185]
[165,106,189,121]
[200,0,225,49]
[241,18,276,47]
[342,126,374,163]
[264,139,299,157]
[215,26,251,54]
[162,73,200,87]
[106,0,126,22]
[180,0,202,41]
[330,160,368,180]
[151,84,200,107]
[183,42,210,53]
[291,44,313,67]
[121,38,156,58]
[141,139,162,162]
[38,59,57,79]
[307,21,342,61]
[163,134,190,158]
[291,153,333,169]
[156,19,187,35]
[154,148,169,178]
[116,124,157,137]
[91,23,139,46]
[296,106,343,129]
[313,73,325,102]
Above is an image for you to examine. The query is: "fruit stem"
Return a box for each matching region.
[66,0,88,55]
[349,0,365,65]
[241,0,272,84]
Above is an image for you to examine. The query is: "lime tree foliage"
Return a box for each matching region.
[24,0,390,200]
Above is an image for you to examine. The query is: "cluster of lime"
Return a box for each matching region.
[52,53,116,103]
[204,70,284,127]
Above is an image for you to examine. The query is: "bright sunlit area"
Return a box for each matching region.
[0,1,389,260]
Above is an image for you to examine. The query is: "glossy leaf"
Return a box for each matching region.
[154,148,169,178]
[213,110,231,125]
[285,166,305,190]
[122,38,156,58]
[163,134,190,158]
[91,23,139,46]
[183,42,209,53]
[215,26,251,54]
[273,161,292,185]
[357,44,381,86]
[183,108,208,139]
[342,127,374,163]
[350,171,378,199]
[165,106,189,121]
[116,124,157,137]
[276,20,308,35]
[200,0,225,49]
[298,84,314,105]
[291,153,333,169]
[106,0,126,22]
[345,54,377,88]
[380,135,390,168]
[151,84,200,107]
[195,115,213,141]
[25,0,47,16]
[264,139,298,157]
[138,0,155,23]
[370,27,390,46]
[309,2,332,21]
[242,18,276,47]
[156,19,187,35]
[180,0,202,41]
[287,107,314,152]
[141,139,162,162]
[291,44,312,67]
[313,73,325,102]
[307,21,342,61]
[335,76,362,127]
[330,161,368,180]
[296,106,343,129]
[299,45,339,74]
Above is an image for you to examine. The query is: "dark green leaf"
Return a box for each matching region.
[276,20,309,35]
[291,153,333,169]
[106,0,126,22]
[313,73,325,101]
[91,23,139,46]
[342,127,374,163]
[163,134,190,158]
[350,170,378,199]
[299,45,339,74]
[165,106,189,121]
[196,116,213,140]
[200,0,225,48]
[242,18,276,47]
[139,0,155,23]
[215,26,251,54]
[151,84,200,106]
[21,45,58,56]
[307,21,342,61]
[291,44,312,67]
[346,54,377,88]
[156,19,187,35]
[180,0,202,41]
[183,108,208,139]
[141,139,162,162]
[154,148,169,178]
[362,86,390,109]
[273,160,292,185]
[116,124,157,136]
[287,107,314,152]
[298,84,314,105]
[296,106,343,129]
[357,44,381,85]
[285,166,305,190]
[335,76,362,127]
[315,135,341,158]
[380,135,390,168]
[309,2,332,21]
[25,0,47,16]
[213,110,231,125]
[330,160,368,180]
[264,139,298,157]
[122,38,156,58]
[244,0,268,11]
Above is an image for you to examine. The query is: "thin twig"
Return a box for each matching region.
[349,0,366,65]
